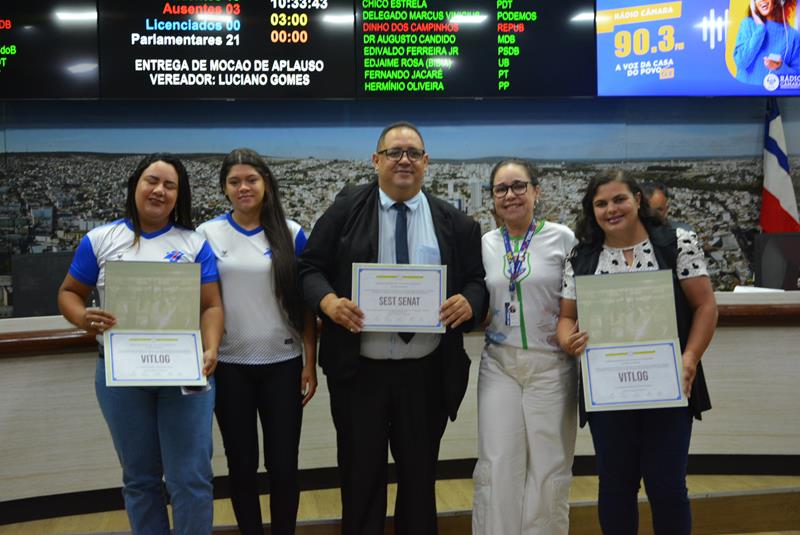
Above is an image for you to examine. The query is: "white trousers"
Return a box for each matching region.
[472,344,578,535]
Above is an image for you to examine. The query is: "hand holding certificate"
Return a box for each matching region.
[575,270,687,412]
[352,263,447,333]
[103,261,206,387]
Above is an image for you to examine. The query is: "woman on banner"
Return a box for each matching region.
[197,148,317,535]
[556,170,717,534]
[472,159,578,534]
[734,0,800,84]
[58,153,223,535]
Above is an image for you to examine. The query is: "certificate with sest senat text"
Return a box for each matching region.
[575,270,687,412]
[352,263,447,333]
[102,261,206,387]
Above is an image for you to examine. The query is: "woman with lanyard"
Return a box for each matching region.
[58,153,222,535]
[473,159,578,534]
[557,170,716,534]
[197,148,317,535]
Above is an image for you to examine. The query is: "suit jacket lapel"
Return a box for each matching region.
[367,185,379,261]
[426,191,454,296]
[348,181,380,263]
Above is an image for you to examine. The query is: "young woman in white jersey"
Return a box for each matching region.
[58,154,224,535]
[197,148,317,535]
[473,159,578,535]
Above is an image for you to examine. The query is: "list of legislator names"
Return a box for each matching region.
[356,0,579,98]
[2,2,593,99]
[99,0,355,98]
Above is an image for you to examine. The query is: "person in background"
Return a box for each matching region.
[557,170,717,535]
[472,159,578,534]
[642,181,692,231]
[299,122,487,535]
[197,148,317,535]
[58,153,223,535]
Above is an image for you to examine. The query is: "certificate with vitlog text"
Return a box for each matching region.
[575,270,687,412]
[103,261,206,386]
[352,263,446,333]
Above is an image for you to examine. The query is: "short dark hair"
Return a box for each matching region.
[488,158,540,192]
[376,121,425,151]
[125,153,194,245]
[642,181,669,199]
[218,148,304,334]
[574,170,663,245]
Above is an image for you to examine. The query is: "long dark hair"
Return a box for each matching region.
[125,153,194,244]
[574,170,662,245]
[219,148,304,334]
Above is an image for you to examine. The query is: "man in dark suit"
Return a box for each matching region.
[299,122,487,534]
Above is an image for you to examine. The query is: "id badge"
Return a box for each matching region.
[504,301,520,327]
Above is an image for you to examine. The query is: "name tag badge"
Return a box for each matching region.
[504,301,520,327]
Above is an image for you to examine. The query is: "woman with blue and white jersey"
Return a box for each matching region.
[197,148,317,535]
[58,153,223,535]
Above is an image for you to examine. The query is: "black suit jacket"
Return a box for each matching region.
[299,180,488,421]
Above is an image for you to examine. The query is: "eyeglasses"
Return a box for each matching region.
[492,180,532,198]
[377,148,426,162]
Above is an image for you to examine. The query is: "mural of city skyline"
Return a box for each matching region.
[1,96,798,316]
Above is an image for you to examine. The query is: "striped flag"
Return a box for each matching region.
[761,98,800,233]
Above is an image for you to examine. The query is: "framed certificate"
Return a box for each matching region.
[102,261,206,386]
[352,263,447,333]
[575,270,687,412]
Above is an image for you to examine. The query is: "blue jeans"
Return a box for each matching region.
[588,407,693,535]
[95,358,215,535]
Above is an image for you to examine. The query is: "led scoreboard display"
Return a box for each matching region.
[99,0,356,98]
[356,1,597,97]
[0,2,99,99]
[1,1,596,99]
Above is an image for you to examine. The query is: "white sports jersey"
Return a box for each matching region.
[197,213,307,365]
[68,219,219,344]
[69,219,219,307]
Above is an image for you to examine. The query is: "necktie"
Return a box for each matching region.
[394,202,409,265]
[393,202,413,343]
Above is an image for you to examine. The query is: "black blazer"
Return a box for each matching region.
[299,180,488,421]
[569,224,712,427]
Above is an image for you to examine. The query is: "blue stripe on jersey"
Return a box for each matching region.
[68,234,100,286]
[196,240,220,284]
[139,221,175,239]
[294,228,307,257]
[226,212,263,236]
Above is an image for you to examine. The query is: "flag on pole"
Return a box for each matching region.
[761,98,800,233]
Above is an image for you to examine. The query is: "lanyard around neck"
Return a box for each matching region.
[501,219,544,293]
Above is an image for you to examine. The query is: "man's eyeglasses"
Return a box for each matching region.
[377,148,426,162]
[492,180,532,198]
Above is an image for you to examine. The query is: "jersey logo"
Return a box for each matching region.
[503,251,532,283]
[164,250,186,262]
[264,248,273,258]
